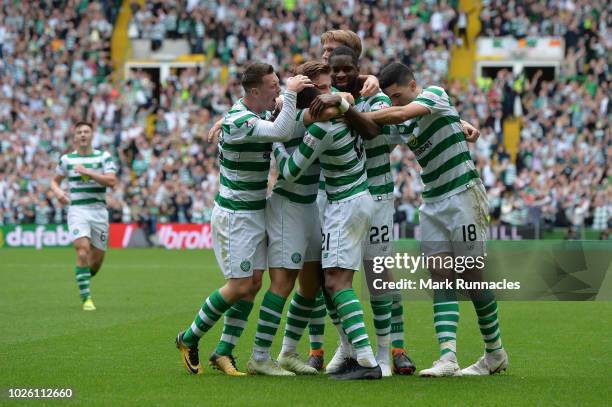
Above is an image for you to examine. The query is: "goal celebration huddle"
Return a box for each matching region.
[55,30,508,380]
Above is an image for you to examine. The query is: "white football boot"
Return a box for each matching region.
[375,349,392,377]
[461,349,509,376]
[278,353,318,375]
[325,344,352,374]
[418,355,462,377]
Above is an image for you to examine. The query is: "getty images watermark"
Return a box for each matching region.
[370,253,522,291]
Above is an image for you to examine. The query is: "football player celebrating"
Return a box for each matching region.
[51,121,117,311]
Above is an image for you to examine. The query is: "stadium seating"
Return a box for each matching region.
[0,0,609,237]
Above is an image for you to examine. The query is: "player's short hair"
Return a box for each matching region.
[74,121,93,131]
[329,46,359,67]
[321,30,362,57]
[295,61,331,80]
[296,87,321,110]
[379,62,415,89]
[241,63,275,92]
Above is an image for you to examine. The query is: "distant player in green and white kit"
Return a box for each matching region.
[274,81,383,380]
[175,63,313,376]
[51,121,117,311]
[368,62,508,377]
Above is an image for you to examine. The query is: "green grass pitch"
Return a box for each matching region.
[1,248,610,406]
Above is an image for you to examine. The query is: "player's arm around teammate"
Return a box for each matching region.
[275,91,384,380]
[247,63,336,376]
[175,64,313,377]
[51,121,116,311]
[370,62,508,377]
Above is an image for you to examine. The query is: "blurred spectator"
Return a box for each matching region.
[0,0,609,235]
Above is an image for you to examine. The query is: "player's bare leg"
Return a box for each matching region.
[88,247,105,278]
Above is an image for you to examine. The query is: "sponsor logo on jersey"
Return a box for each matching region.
[303,134,317,148]
[371,101,387,110]
[413,140,433,156]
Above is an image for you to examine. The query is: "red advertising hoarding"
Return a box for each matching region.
[108,223,212,249]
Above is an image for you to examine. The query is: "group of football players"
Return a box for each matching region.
[171,29,510,380]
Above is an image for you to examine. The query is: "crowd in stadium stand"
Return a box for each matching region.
[0,0,609,237]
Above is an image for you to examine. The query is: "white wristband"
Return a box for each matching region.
[338,97,350,113]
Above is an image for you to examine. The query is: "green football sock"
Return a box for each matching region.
[281,291,316,354]
[332,288,376,367]
[324,290,351,350]
[433,289,459,358]
[472,290,503,353]
[215,299,254,356]
[390,292,405,349]
[308,291,326,351]
[75,266,91,301]
[253,290,287,360]
[370,294,392,349]
[182,289,231,347]
[332,289,370,349]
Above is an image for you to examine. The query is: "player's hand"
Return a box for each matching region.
[275,95,284,111]
[360,75,379,97]
[56,191,71,206]
[336,92,355,105]
[73,165,91,176]
[309,94,342,118]
[317,107,342,121]
[286,75,314,93]
[270,95,284,120]
[461,120,480,143]
[207,118,223,143]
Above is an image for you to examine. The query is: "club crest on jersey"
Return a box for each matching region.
[408,135,418,147]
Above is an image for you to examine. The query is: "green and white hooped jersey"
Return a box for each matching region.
[272,109,320,204]
[274,119,368,202]
[56,150,116,207]
[355,91,395,199]
[216,99,273,211]
[397,85,479,202]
